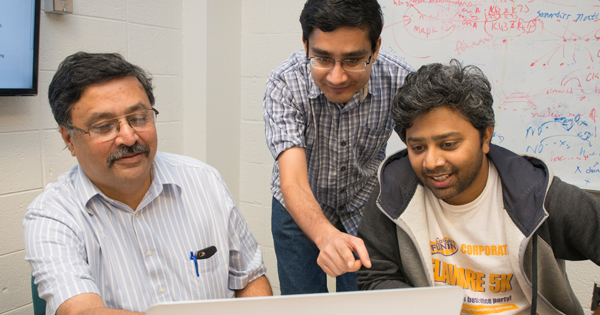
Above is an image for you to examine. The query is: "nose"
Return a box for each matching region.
[326,61,348,85]
[423,147,446,171]
[113,120,139,147]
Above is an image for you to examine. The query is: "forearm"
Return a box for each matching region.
[74,308,143,315]
[277,146,370,276]
[280,182,338,248]
[57,293,143,315]
[278,146,339,248]
[235,275,272,297]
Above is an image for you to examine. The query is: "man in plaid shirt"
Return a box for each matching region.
[263,0,412,294]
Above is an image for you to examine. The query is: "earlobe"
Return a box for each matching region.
[60,126,76,157]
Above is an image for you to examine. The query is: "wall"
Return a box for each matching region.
[206,0,241,201]
[238,0,307,295]
[0,0,198,314]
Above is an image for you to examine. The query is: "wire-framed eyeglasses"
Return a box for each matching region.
[308,55,372,72]
[68,108,159,143]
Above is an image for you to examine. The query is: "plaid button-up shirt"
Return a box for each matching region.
[264,50,413,235]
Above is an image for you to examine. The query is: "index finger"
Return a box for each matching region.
[350,238,371,269]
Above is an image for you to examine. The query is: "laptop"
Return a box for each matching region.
[146,286,464,315]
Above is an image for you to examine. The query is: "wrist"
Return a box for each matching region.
[313,225,340,249]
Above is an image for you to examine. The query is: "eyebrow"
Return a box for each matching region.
[310,47,370,58]
[407,132,463,143]
[85,103,149,126]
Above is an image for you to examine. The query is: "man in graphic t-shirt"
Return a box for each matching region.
[356,59,600,315]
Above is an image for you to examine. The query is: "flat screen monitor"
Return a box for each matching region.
[0,0,40,96]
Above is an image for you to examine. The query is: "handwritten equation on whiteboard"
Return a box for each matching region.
[380,0,600,190]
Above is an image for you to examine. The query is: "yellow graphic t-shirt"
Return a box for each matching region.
[425,162,529,314]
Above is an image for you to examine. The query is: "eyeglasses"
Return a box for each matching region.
[68,108,159,143]
[308,55,372,72]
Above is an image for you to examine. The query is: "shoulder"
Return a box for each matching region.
[267,50,310,83]
[155,152,222,177]
[25,166,88,232]
[373,50,414,74]
[153,152,228,189]
[488,144,552,186]
[28,166,81,211]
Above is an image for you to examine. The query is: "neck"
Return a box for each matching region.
[94,173,152,210]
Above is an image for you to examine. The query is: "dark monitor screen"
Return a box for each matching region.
[0,0,40,96]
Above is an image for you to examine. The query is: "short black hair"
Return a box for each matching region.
[392,59,495,143]
[300,0,383,52]
[48,52,154,127]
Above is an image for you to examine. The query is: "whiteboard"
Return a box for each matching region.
[379,0,600,191]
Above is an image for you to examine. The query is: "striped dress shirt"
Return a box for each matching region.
[264,50,413,235]
[24,152,266,314]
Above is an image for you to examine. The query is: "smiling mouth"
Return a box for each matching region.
[431,174,450,181]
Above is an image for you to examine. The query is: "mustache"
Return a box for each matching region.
[106,142,150,167]
[423,166,455,177]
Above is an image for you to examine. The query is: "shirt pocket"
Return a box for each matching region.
[178,252,228,299]
[353,126,392,171]
[187,251,222,275]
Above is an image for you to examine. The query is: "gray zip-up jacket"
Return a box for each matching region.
[357,144,600,314]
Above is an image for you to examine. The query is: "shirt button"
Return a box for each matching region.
[339,189,346,194]
[341,141,347,146]
[146,250,153,256]
[159,287,165,294]
[338,205,344,211]
[340,166,346,172]
[135,212,140,217]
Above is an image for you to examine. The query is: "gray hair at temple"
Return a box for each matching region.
[48,52,155,128]
[392,59,495,143]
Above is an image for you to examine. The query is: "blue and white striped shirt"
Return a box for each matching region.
[24,152,266,314]
[264,50,413,235]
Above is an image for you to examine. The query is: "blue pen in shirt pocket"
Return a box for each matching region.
[189,246,218,277]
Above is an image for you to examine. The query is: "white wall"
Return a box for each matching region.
[238,0,307,295]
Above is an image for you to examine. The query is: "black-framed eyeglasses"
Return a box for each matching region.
[68,108,159,143]
[308,55,372,72]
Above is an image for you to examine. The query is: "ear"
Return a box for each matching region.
[60,126,77,157]
[302,35,308,56]
[482,125,494,154]
[371,37,382,63]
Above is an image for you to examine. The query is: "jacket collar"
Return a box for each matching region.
[377,144,551,237]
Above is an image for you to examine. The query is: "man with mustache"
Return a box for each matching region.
[356,60,600,315]
[24,52,271,315]
[263,0,413,295]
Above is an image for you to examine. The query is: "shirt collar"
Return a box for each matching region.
[74,152,182,214]
[73,165,103,214]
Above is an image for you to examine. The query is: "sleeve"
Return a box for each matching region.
[223,187,267,290]
[24,202,100,315]
[263,68,308,160]
[356,184,413,290]
[542,176,600,265]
